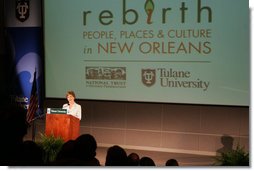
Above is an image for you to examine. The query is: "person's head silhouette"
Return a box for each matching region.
[74,134,97,160]
[127,152,140,166]
[139,156,156,166]
[165,158,179,166]
[105,145,128,166]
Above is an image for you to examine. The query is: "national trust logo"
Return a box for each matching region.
[142,69,156,87]
[86,67,126,80]
[85,66,127,88]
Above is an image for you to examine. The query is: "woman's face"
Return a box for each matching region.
[67,94,75,103]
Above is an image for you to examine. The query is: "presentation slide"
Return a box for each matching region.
[44,0,249,106]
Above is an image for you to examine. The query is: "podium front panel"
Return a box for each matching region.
[45,114,80,141]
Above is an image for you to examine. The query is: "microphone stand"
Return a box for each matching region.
[30,113,47,142]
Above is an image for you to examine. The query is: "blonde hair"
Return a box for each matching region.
[66,90,76,98]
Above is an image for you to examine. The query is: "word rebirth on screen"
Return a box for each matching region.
[83,0,212,25]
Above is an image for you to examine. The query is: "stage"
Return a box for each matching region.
[23,118,218,166]
[24,132,214,166]
[95,147,215,166]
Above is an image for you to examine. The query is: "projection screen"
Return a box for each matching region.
[43,0,249,106]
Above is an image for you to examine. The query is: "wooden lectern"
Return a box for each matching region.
[45,114,80,142]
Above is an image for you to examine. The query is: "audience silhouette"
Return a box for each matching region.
[139,156,156,166]
[73,134,100,166]
[53,140,76,165]
[127,152,140,166]
[0,104,28,165]
[165,158,179,166]
[105,145,128,166]
[53,134,100,166]
[21,140,44,166]
[0,105,186,166]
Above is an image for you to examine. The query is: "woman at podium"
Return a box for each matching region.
[63,90,82,120]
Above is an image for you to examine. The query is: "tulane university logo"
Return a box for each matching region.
[142,69,156,87]
[16,0,30,22]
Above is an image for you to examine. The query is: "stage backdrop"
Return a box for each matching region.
[44,0,249,106]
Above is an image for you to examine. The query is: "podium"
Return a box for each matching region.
[45,113,80,142]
